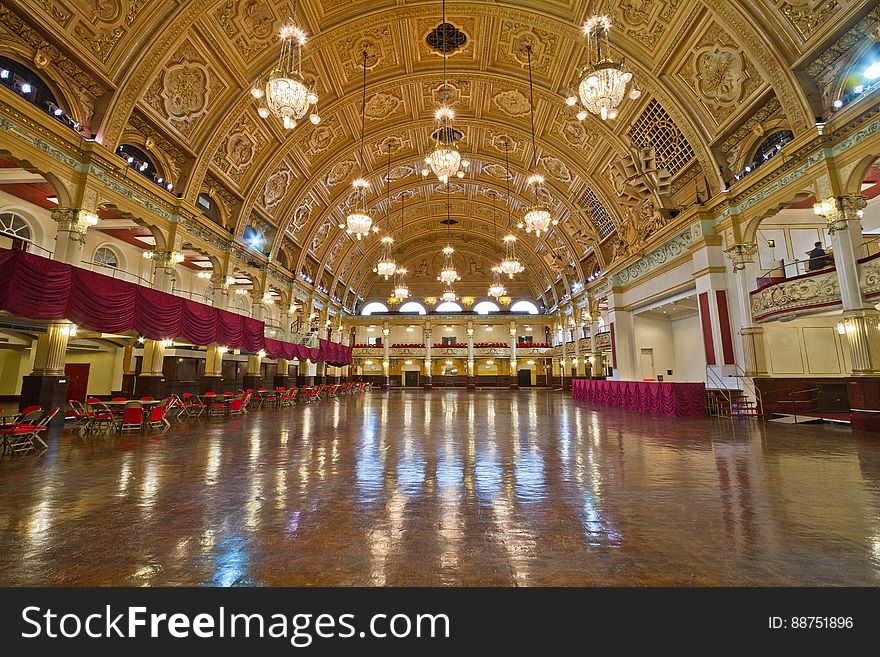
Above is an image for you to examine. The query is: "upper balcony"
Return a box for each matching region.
[750,251,880,322]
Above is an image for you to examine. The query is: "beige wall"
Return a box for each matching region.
[671,315,706,382]
[763,316,851,377]
[0,347,35,395]
[64,349,124,396]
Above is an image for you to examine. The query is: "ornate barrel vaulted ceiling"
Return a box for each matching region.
[0,0,872,308]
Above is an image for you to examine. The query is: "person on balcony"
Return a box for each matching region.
[806,242,831,271]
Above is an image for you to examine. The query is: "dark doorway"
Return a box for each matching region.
[64,363,90,401]
[404,370,420,387]
[518,369,532,388]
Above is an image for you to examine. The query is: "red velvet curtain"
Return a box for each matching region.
[572,379,706,417]
[0,249,350,363]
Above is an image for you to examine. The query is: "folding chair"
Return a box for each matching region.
[148,399,171,429]
[119,401,144,432]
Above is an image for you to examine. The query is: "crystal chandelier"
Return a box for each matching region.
[438,246,461,284]
[440,282,458,303]
[393,268,410,300]
[375,236,397,279]
[424,0,469,183]
[522,45,557,236]
[566,16,638,121]
[339,51,373,240]
[373,145,396,277]
[488,266,507,299]
[252,0,319,129]
[500,234,524,278]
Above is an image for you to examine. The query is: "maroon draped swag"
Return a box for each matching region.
[0,249,351,365]
[572,379,706,417]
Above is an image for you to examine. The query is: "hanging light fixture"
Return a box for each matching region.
[254,0,319,129]
[374,144,396,278]
[566,16,637,121]
[340,50,373,239]
[499,139,524,278]
[500,234,524,279]
[391,185,409,300]
[393,268,410,300]
[437,183,461,285]
[425,0,468,182]
[488,266,507,299]
[522,44,556,236]
[440,281,458,303]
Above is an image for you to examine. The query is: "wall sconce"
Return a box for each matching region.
[404,360,413,365]
[364,360,374,366]
[527,360,535,365]
[197,271,212,280]
[509,328,517,336]
[766,239,776,248]
[161,339,174,348]
[486,360,494,365]
[60,324,78,337]
[77,210,98,228]
[218,346,229,354]
[258,349,266,358]
[445,360,453,365]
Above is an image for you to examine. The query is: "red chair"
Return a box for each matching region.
[0,407,57,454]
[68,400,91,428]
[229,397,245,416]
[87,402,117,432]
[140,396,155,402]
[207,396,227,418]
[111,397,127,402]
[119,402,144,431]
[148,400,171,429]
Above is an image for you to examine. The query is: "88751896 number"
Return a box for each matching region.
[790,617,853,629]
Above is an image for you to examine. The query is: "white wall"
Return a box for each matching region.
[671,315,706,382]
[763,315,851,376]
[633,315,676,381]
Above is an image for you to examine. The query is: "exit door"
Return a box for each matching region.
[518,369,532,388]
[64,363,90,401]
[640,349,655,380]
[404,371,420,387]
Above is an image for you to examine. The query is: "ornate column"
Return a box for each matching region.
[149,250,181,294]
[423,323,433,390]
[243,349,264,391]
[466,323,475,390]
[202,343,227,393]
[815,194,880,375]
[274,358,290,389]
[19,321,76,425]
[51,207,97,265]
[588,315,604,379]
[382,324,390,390]
[134,337,170,398]
[560,326,568,389]
[509,322,519,390]
[297,358,314,387]
[608,291,637,381]
[573,312,585,378]
[725,242,767,376]
[210,273,233,311]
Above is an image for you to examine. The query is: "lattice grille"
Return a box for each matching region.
[578,188,615,238]
[628,100,694,176]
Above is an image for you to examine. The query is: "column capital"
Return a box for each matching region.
[210,272,235,289]
[51,207,98,243]
[724,242,758,270]
[148,249,184,272]
[814,194,867,232]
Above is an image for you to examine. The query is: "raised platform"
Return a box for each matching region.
[573,379,706,417]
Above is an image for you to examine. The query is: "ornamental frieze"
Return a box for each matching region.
[750,268,840,322]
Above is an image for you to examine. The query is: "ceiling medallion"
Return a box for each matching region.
[339,50,376,240]
[426,22,467,54]
[565,16,640,122]
[252,0,320,129]
[424,0,469,183]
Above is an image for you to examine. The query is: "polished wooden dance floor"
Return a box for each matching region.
[1,390,879,586]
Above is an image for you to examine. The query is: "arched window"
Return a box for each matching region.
[92,246,119,268]
[275,249,289,270]
[510,300,539,314]
[749,130,794,166]
[473,301,500,315]
[0,56,71,127]
[196,193,223,227]
[361,301,389,316]
[399,301,427,314]
[243,225,267,254]
[0,212,32,242]
[597,316,606,331]
[435,301,462,313]
[117,144,165,188]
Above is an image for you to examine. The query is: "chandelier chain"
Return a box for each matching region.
[358,49,367,177]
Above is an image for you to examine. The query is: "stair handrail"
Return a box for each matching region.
[731,363,764,417]
[705,366,731,418]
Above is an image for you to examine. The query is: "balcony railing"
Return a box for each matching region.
[750,251,880,323]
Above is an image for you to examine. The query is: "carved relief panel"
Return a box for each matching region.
[143,37,230,141]
[211,112,270,187]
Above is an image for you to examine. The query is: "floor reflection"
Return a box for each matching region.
[1,390,879,586]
